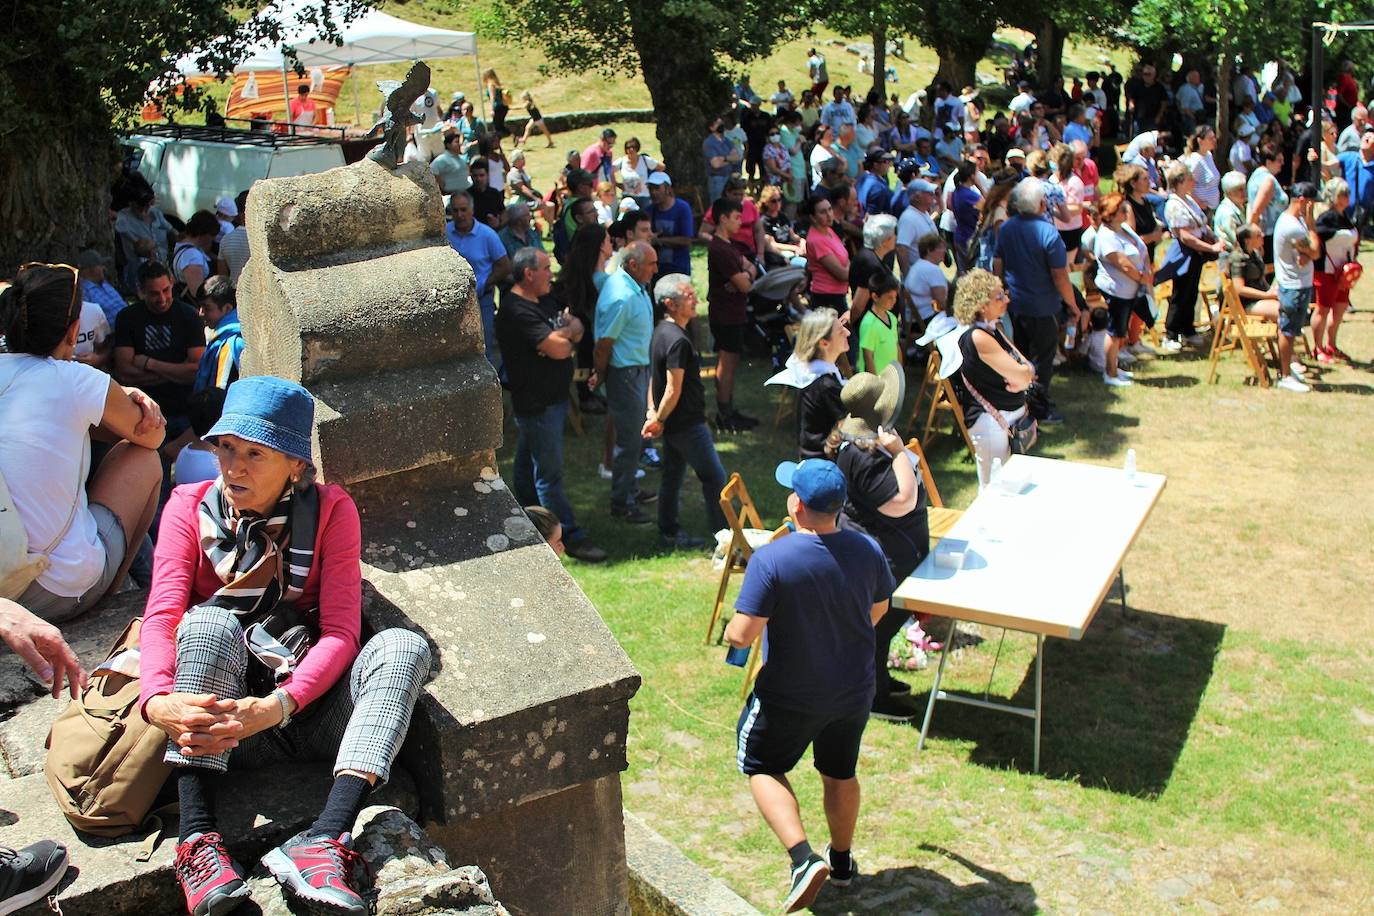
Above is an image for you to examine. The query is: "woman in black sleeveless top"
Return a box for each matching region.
[950,270,1034,490]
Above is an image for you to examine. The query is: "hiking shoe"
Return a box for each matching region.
[783,854,830,913]
[0,841,69,916]
[174,832,250,916]
[1103,372,1132,387]
[611,506,653,525]
[640,447,662,470]
[888,678,912,695]
[1276,374,1310,393]
[822,843,857,888]
[564,540,608,563]
[261,831,367,916]
[659,531,707,550]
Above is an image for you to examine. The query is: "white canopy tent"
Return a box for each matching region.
[172,0,482,124]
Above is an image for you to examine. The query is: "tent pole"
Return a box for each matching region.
[474,45,486,121]
[351,67,362,126]
[282,61,293,134]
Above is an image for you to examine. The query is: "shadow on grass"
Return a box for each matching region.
[915,593,1225,798]
[810,844,1037,914]
[1135,374,1200,388]
[1309,381,1374,395]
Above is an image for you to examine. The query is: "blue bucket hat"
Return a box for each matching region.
[206,376,315,463]
[775,459,847,514]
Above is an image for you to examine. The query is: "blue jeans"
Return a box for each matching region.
[512,401,585,544]
[658,421,728,537]
[606,365,649,511]
[479,291,500,375]
[707,175,729,205]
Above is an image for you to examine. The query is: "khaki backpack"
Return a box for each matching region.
[45,617,173,838]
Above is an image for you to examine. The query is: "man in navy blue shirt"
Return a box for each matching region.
[992,178,1080,422]
[725,459,894,912]
[855,150,894,218]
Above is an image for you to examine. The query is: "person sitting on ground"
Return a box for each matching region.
[705,197,759,432]
[644,274,729,550]
[1226,224,1280,321]
[523,505,564,556]
[113,261,205,437]
[724,458,894,912]
[139,376,433,916]
[1083,306,1112,375]
[823,365,936,723]
[856,271,901,374]
[173,387,227,486]
[0,264,165,622]
[1092,192,1153,387]
[766,307,850,461]
[193,276,244,393]
[949,269,1034,490]
[172,211,222,301]
[497,248,607,563]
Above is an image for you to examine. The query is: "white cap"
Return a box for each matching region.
[215,196,238,218]
[646,172,672,187]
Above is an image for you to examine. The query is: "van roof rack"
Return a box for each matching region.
[131,118,349,148]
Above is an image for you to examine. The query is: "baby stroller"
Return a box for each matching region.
[745,263,808,372]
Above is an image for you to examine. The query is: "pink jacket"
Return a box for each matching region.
[139,480,363,716]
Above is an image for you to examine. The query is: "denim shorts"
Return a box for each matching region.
[1277,286,1311,338]
[16,503,126,624]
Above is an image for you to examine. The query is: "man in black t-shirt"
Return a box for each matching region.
[495,248,606,563]
[645,274,728,550]
[113,261,204,430]
[468,159,506,230]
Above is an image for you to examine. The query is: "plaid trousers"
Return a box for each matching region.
[164,606,431,784]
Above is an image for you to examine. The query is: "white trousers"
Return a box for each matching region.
[970,405,1027,492]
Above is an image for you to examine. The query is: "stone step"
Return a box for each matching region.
[2,766,417,916]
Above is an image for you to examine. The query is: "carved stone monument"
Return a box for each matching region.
[237,155,641,915]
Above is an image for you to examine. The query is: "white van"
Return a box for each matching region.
[122,122,349,222]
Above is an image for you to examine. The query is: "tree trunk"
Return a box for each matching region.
[934,30,990,93]
[1035,19,1068,86]
[626,11,729,214]
[0,123,115,276]
[872,25,887,102]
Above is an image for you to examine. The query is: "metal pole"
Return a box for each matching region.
[1118,567,1127,615]
[474,45,486,121]
[917,617,959,753]
[1033,634,1044,774]
[350,66,362,126]
[1311,24,1325,196]
[282,61,293,135]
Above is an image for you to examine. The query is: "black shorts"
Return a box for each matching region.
[1104,293,1149,338]
[710,320,747,353]
[1058,227,1085,252]
[735,694,870,779]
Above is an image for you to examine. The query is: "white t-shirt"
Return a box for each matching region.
[1229,140,1253,175]
[0,355,110,596]
[174,443,221,485]
[614,154,660,188]
[897,207,938,257]
[172,244,211,285]
[1187,151,1221,210]
[809,144,837,186]
[904,259,948,320]
[74,301,111,359]
[1009,92,1036,115]
[486,158,505,192]
[1093,224,1148,299]
[1274,212,1313,289]
[221,226,251,285]
[938,173,958,232]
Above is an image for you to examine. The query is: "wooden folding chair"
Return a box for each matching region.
[1206,275,1280,388]
[1146,278,1171,349]
[567,368,590,437]
[771,324,800,430]
[905,437,963,544]
[707,473,777,645]
[920,372,976,463]
[906,347,942,432]
[739,521,792,698]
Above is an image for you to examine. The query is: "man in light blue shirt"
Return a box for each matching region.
[77,250,127,327]
[1063,106,1094,149]
[821,87,856,135]
[447,191,510,372]
[592,241,659,521]
[1175,71,1205,133]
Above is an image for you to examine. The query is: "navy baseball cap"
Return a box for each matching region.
[775,459,847,514]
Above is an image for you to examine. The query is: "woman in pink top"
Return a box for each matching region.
[805,197,850,312]
[139,376,430,916]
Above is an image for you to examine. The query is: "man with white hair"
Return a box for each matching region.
[849,215,899,348]
[1338,106,1368,154]
[645,274,728,549]
[992,178,1080,423]
[895,178,939,279]
[593,241,660,523]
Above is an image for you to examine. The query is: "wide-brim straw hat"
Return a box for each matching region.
[837,363,906,441]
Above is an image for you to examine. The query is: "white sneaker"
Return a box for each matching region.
[1158,338,1183,353]
[1129,341,1157,356]
[1117,349,1138,367]
[1184,333,1207,348]
[1276,374,1310,393]
[1115,367,1134,379]
[1103,372,1133,387]
[1289,361,1308,376]
[1052,351,1068,367]
[598,464,646,480]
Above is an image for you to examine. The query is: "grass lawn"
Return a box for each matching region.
[494,267,1374,913]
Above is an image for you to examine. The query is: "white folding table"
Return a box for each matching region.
[891,455,1167,773]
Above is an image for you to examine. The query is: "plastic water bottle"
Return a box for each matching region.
[725,645,751,667]
[1123,448,1137,481]
[990,456,1003,485]
[1065,324,1077,350]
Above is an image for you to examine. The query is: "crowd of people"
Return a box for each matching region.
[2,50,1372,916]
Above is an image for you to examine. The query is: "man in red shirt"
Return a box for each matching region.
[581,129,617,183]
[1336,61,1360,131]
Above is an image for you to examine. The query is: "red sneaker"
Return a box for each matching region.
[1316,347,1336,364]
[261,832,367,915]
[174,832,250,916]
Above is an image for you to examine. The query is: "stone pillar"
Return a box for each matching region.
[239,157,641,916]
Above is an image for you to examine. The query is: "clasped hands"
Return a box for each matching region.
[145,692,285,758]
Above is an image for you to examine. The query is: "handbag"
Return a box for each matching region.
[959,327,1038,454]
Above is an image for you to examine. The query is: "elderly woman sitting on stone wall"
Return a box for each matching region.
[138,375,432,916]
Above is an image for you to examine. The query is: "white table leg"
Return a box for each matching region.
[917,617,960,753]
